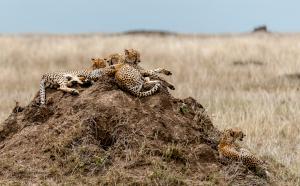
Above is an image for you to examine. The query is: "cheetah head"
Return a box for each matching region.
[124,49,141,64]
[91,58,106,70]
[104,53,124,66]
[230,128,246,142]
[221,128,246,144]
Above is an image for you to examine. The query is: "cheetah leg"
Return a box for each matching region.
[87,67,116,81]
[140,67,174,90]
[78,76,87,83]
[143,77,160,85]
[64,74,83,87]
[72,76,84,85]
[161,79,175,90]
[143,76,175,90]
[39,79,46,105]
[140,68,172,76]
[58,83,79,95]
[77,75,94,85]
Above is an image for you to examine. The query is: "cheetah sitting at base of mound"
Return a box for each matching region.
[104,49,172,97]
[218,128,266,169]
[39,58,106,105]
[104,52,175,90]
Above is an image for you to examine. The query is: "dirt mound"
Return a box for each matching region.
[0,76,270,185]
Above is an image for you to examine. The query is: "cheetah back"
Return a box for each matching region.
[115,64,143,91]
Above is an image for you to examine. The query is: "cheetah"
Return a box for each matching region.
[106,49,172,97]
[104,53,124,66]
[39,58,106,105]
[77,58,107,82]
[218,128,264,168]
[104,52,175,90]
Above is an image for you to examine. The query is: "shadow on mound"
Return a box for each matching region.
[0,76,270,185]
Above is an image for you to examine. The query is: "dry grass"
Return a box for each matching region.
[0,33,299,181]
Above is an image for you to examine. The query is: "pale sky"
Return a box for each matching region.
[0,0,299,33]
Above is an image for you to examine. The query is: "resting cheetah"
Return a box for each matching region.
[104,52,175,90]
[218,128,264,168]
[78,58,107,82]
[104,53,124,66]
[106,49,172,97]
[90,58,107,70]
[39,58,106,105]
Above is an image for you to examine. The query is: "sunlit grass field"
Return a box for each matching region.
[0,32,299,181]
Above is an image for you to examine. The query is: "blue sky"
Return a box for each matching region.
[0,0,299,33]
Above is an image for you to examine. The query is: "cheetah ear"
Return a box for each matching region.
[230,131,234,137]
[124,49,129,55]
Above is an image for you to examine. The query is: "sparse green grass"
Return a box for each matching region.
[0,33,299,184]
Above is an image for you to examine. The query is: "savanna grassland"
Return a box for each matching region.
[0,32,299,182]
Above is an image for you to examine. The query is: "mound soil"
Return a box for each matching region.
[0,76,269,185]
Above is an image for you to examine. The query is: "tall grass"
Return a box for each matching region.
[0,33,299,177]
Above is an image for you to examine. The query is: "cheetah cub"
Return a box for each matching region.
[77,58,107,82]
[104,51,175,91]
[218,128,265,168]
[107,49,172,97]
[39,58,106,105]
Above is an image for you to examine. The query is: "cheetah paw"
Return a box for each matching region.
[164,70,172,76]
[71,90,79,95]
[169,85,175,90]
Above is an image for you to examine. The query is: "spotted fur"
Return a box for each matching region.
[104,53,124,66]
[39,58,106,105]
[106,49,167,97]
[218,128,264,168]
[105,52,175,90]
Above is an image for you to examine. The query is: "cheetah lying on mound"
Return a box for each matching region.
[218,128,268,173]
[39,58,106,105]
[104,52,175,90]
[39,49,174,104]
[104,49,173,97]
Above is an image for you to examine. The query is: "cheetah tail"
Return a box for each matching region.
[39,79,46,105]
[136,82,161,97]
